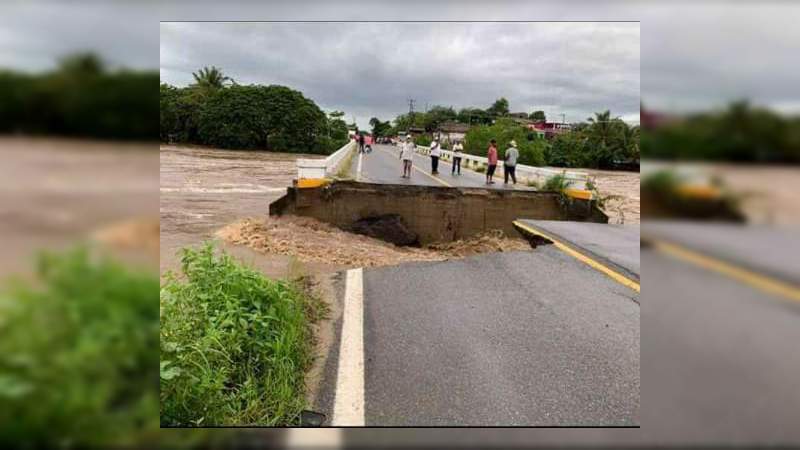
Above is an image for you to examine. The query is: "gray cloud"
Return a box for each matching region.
[160,22,640,129]
[3,1,799,120]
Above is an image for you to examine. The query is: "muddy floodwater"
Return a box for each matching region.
[1,137,159,276]
[160,145,323,275]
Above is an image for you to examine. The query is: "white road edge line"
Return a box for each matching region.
[356,152,363,181]
[286,429,343,448]
[332,267,365,426]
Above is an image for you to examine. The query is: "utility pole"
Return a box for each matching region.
[407,98,416,131]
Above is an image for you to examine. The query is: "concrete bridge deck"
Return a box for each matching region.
[351,143,535,190]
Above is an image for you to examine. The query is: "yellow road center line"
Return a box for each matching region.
[513,220,640,293]
[376,146,452,187]
[651,239,800,303]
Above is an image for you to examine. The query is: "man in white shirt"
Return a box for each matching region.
[429,140,441,174]
[451,140,463,175]
[400,135,415,178]
[504,139,520,185]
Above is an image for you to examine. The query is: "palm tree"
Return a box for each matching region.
[587,110,614,146]
[191,66,233,90]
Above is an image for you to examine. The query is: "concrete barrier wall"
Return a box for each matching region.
[415,145,590,188]
[297,140,356,179]
[270,181,607,244]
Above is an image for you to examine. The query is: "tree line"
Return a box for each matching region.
[641,101,800,163]
[160,66,350,154]
[368,98,640,169]
[0,53,157,140]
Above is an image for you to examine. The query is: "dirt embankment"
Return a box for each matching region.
[216,215,530,269]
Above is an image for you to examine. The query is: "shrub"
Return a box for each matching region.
[160,243,316,426]
[0,248,161,447]
[543,173,573,192]
[415,134,432,147]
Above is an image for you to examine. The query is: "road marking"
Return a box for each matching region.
[513,220,640,293]
[375,146,452,187]
[286,429,342,448]
[651,239,800,303]
[356,152,363,181]
[332,268,365,426]
[412,165,452,187]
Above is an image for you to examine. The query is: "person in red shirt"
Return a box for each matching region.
[486,139,498,184]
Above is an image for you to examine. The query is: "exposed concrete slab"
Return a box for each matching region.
[270,180,607,245]
[515,219,640,281]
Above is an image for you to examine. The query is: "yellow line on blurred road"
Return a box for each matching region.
[376,146,452,187]
[652,239,800,303]
[513,220,640,293]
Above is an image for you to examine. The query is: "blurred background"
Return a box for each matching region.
[1,0,798,448]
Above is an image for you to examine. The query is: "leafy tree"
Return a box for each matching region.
[369,117,392,137]
[463,118,545,166]
[529,110,546,122]
[457,107,492,125]
[197,84,329,153]
[327,110,349,145]
[422,105,457,131]
[487,97,510,117]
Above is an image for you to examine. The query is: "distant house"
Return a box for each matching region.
[509,112,530,120]
[405,127,426,138]
[641,107,674,130]
[529,121,571,139]
[436,121,470,143]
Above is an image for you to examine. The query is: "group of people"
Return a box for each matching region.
[484,138,519,185]
[356,133,373,154]
[398,135,519,185]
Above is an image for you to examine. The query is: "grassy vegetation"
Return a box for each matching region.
[542,173,573,192]
[0,247,162,447]
[160,243,320,426]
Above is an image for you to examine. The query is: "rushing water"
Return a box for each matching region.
[1,137,159,275]
[159,145,323,274]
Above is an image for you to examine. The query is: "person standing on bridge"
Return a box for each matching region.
[400,135,415,178]
[451,140,463,175]
[503,139,519,185]
[486,139,498,184]
[358,133,366,154]
[429,139,441,175]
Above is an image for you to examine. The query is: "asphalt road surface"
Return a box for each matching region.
[319,245,640,426]
[517,219,640,281]
[341,223,800,445]
[352,144,532,190]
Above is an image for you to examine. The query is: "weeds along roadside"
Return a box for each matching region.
[160,242,325,426]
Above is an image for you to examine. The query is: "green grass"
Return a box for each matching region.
[160,243,317,426]
[543,173,573,192]
[0,247,162,447]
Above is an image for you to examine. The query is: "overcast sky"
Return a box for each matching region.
[160,22,640,129]
[3,1,800,124]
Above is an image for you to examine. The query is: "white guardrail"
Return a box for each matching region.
[415,145,590,189]
[297,140,356,179]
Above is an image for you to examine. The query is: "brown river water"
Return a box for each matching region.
[1,137,159,276]
[159,145,327,276]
